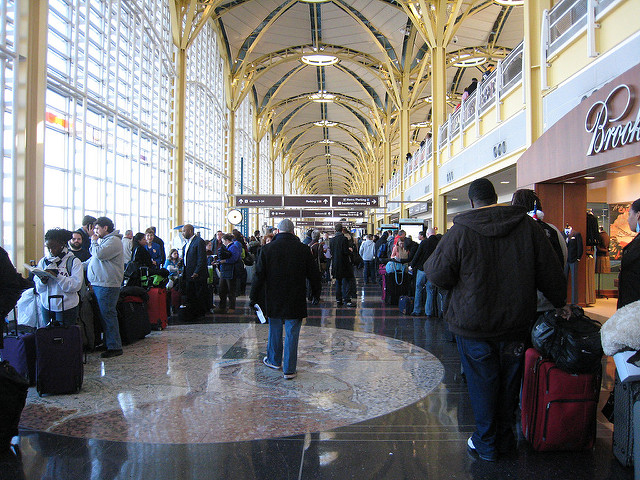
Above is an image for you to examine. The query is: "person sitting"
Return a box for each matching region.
[34,228,84,326]
[163,248,182,278]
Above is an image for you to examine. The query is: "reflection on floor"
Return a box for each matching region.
[0,281,632,480]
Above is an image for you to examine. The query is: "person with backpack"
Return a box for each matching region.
[33,228,84,327]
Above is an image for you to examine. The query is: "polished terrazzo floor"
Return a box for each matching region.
[1,280,633,480]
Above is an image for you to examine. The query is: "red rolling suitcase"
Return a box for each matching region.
[35,295,84,396]
[147,288,168,330]
[521,347,601,451]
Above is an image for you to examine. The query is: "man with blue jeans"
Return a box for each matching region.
[425,178,567,461]
[409,229,439,316]
[87,216,124,358]
[250,219,321,379]
[359,234,376,284]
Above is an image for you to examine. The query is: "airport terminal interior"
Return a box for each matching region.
[2,0,640,478]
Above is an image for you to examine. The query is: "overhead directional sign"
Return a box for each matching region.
[332,195,380,207]
[296,221,352,228]
[269,209,300,218]
[301,209,333,218]
[284,195,331,207]
[235,195,282,207]
[333,209,365,218]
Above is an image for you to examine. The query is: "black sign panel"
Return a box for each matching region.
[332,196,379,207]
[269,209,301,218]
[300,209,333,218]
[333,209,365,218]
[284,195,331,207]
[235,195,282,207]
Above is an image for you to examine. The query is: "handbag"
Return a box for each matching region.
[531,305,603,374]
[385,260,406,285]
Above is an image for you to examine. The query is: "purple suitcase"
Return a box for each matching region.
[35,295,84,396]
[0,309,36,385]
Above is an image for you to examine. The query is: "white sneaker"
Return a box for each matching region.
[283,372,297,379]
[263,356,281,370]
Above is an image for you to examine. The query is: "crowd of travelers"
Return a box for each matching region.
[1,180,639,459]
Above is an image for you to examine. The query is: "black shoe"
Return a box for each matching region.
[94,344,107,352]
[101,349,123,359]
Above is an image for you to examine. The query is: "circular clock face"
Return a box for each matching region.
[227,209,243,225]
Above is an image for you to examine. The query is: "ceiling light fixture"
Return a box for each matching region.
[452,52,487,67]
[314,120,336,127]
[411,121,431,128]
[320,139,334,144]
[500,181,510,184]
[309,91,335,103]
[584,176,596,180]
[301,54,339,66]
[494,1,524,6]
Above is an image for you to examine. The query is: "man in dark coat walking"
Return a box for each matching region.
[425,178,567,462]
[250,219,321,379]
[181,224,208,316]
[330,222,355,306]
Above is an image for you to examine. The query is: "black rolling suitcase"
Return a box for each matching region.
[384,271,410,305]
[117,294,151,344]
[0,309,36,385]
[613,372,640,467]
[35,295,84,396]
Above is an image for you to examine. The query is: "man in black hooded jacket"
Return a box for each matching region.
[425,178,567,462]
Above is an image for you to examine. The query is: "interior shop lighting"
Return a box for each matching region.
[584,176,596,180]
[500,181,510,184]
[309,91,335,103]
[301,54,339,66]
[314,120,336,127]
[411,121,431,128]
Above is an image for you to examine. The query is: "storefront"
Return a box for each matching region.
[518,62,640,306]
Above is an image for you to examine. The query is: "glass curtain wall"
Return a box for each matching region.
[184,21,227,234]
[234,96,255,196]
[0,0,16,255]
[44,0,174,240]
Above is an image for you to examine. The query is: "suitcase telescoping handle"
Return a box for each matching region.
[47,294,64,326]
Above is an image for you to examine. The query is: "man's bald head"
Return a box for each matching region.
[181,224,194,239]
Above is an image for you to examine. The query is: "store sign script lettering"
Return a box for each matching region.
[585,84,640,156]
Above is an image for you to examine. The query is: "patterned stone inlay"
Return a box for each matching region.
[21,324,444,444]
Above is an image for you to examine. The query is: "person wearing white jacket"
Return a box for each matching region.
[34,228,84,327]
[359,234,377,284]
[87,216,124,358]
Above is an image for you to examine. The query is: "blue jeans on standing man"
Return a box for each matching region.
[335,277,351,303]
[93,286,122,350]
[266,318,302,375]
[456,335,525,460]
[363,260,375,284]
[412,269,427,315]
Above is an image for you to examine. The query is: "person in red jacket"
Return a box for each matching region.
[425,178,568,462]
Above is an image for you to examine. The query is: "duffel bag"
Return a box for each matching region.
[531,306,603,374]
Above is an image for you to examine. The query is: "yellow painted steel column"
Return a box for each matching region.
[226,109,236,229]
[14,0,47,267]
[431,44,447,231]
[254,134,260,233]
[171,48,186,228]
[399,101,410,216]
[524,0,552,146]
[383,138,391,224]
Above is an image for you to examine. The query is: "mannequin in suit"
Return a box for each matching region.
[181,224,209,316]
[563,226,583,305]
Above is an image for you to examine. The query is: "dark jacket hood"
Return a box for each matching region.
[454,205,528,238]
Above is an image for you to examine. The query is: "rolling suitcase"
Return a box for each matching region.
[384,271,410,306]
[521,347,600,451]
[117,295,151,344]
[147,287,168,330]
[399,296,414,314]
[612,372,640,467]
[0,310,36,385]
[35,295,84,396]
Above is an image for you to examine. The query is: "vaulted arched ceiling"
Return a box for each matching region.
[185,0,525,194]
